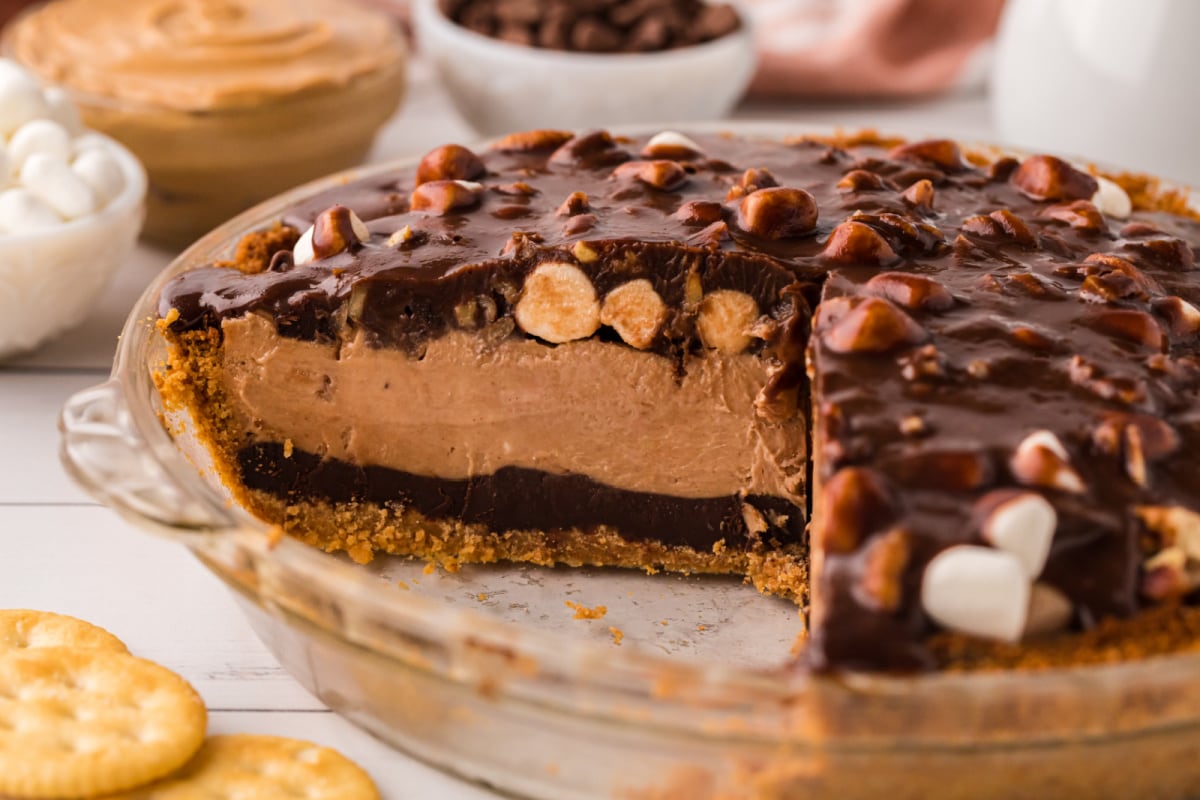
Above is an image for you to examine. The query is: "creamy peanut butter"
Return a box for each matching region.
[219,314,808,502]
[8,0,403,111]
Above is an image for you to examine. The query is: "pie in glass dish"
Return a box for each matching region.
[153,128,1200,673]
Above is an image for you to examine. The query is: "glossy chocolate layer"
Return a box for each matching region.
[806,173,1200,669]
[159,130,1200,671]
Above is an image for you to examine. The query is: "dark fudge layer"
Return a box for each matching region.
[240,441,803,549]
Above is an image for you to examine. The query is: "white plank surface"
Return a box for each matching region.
[0,56,994,797]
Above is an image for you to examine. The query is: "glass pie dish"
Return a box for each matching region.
[60,136,1200,800]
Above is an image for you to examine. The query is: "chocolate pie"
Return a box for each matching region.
[155,130,1200,671]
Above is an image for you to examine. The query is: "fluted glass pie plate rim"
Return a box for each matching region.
[59,123,1200,798]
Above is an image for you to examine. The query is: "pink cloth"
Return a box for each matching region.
[746,0,1005,98]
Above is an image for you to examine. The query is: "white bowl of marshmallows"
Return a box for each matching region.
[0,59,146,359]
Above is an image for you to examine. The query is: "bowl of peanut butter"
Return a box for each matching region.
[6,0,407,248]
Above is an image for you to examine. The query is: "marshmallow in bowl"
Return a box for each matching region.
[0,188,62,232]
[0,63,50,136]
[0,57,144,359]
[20,153,97,219]
[72,148,125,206]
[8,119,72,169]
[0,59,128,227]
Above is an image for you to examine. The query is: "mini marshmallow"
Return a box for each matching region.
[1024,583,1073,637]
[1092,175,1132,220]
[0,66,50,136]
[72,148,125,207]
[71,132,112,156]
[8,119,72,171]
[20,153,97,219]
[921,545,1030,642]
[293,225,315,266]
[0,187,62,233]
[343,208,371,243]
[644,130,705,156]
[42,86,82,136]
[981,492,1056,579]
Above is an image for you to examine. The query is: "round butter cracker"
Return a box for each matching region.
[0,609,128,654]
[0,647,207,798]
[106,734,380,799]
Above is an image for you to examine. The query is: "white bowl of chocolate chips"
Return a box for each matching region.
[415,0,756,135]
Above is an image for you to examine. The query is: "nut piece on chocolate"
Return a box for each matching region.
[514,261,601,343]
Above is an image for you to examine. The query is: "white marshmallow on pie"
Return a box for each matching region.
[0,187,62,233]
[293,225,315,266]
[1092,175,1132,220]
[1025,583,1074,637]
[72,148,126,207]
[8,119,72,170]
[921,545,1030,642]
[643,130,705,157]
[20,152,97,219]
[980,492,1056,579]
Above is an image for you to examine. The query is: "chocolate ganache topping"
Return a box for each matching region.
[159,129,1200,671]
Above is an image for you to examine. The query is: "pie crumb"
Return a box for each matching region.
[155,308,180,331]
[565,601,607,620]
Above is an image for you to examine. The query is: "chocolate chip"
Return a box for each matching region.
[494,0,542,24]
[610,0,658,27]
[693,3,739,41]
[496,23,534,46]
[628,16,670,50]
[444,0,741,53]
[458,4,497,36]
[572,17,623,52]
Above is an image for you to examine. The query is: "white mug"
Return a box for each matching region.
[992,0,1200,185]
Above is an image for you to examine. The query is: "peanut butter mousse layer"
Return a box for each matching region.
[156,130,1200,671]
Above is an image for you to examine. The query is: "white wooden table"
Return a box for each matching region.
[0,60,992,797]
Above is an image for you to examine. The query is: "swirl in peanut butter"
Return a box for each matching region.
[8,0,404,110]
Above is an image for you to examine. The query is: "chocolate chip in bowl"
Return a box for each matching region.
[414,0,755,135]
[441,0,740,52]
